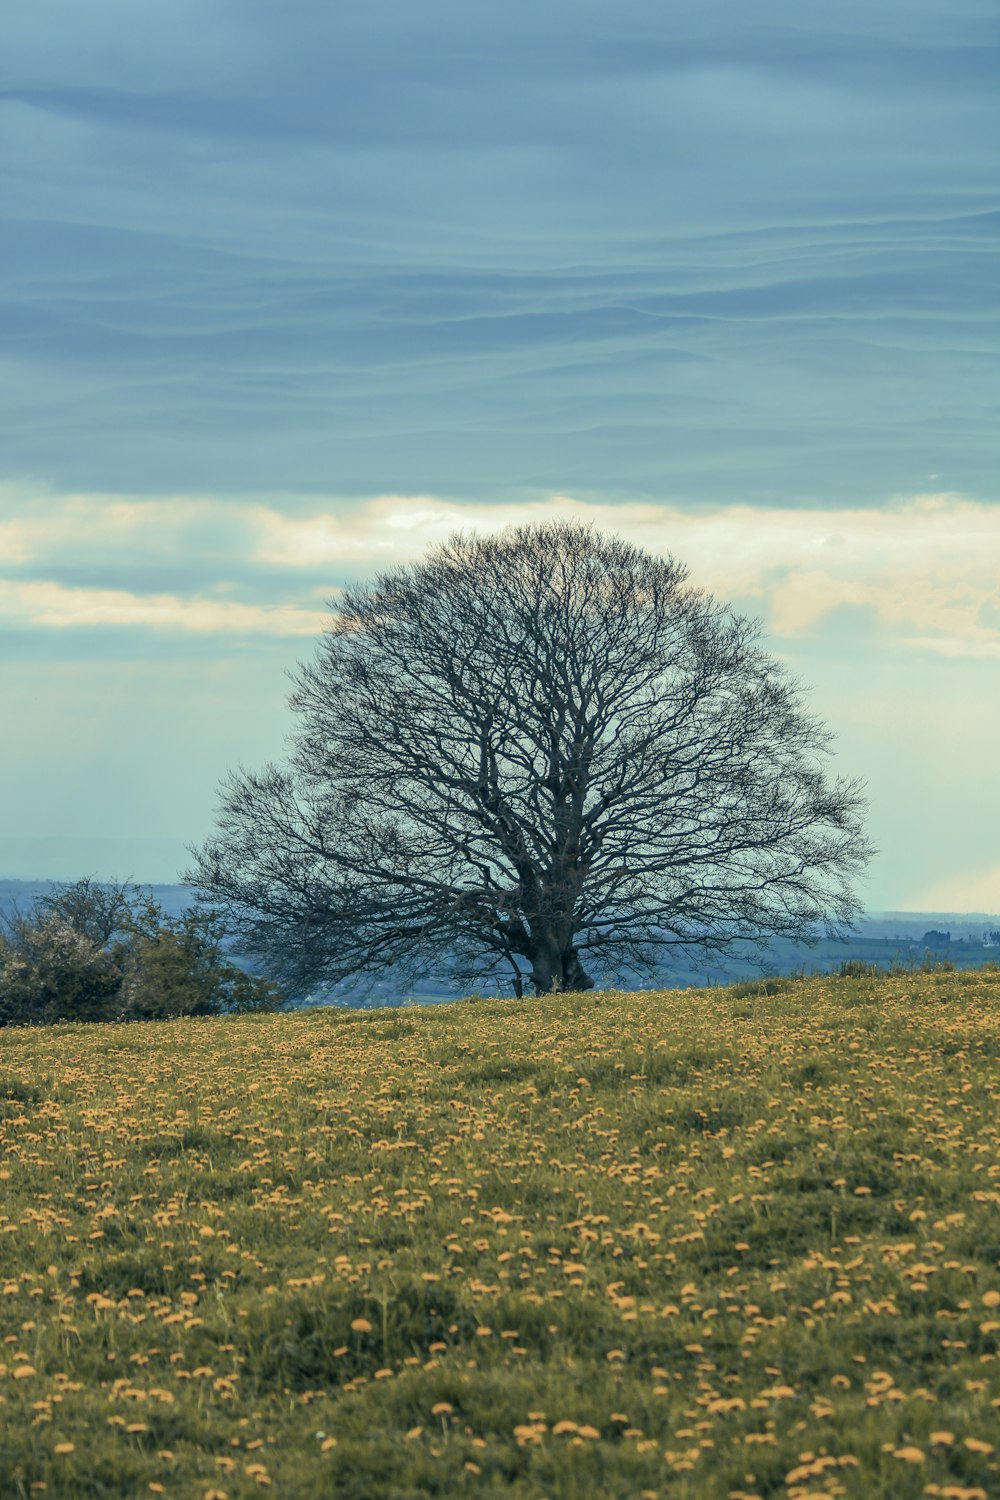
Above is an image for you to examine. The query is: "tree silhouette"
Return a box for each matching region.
[190,522,871,996]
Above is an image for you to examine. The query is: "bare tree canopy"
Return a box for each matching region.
[189,522,872,996]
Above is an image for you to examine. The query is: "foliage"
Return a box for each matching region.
[190,521,872,997]
[120,904,283,1021]
[0,970,998,1497]
[35,875,138,946]
[0,911,124,1027]
[0,879,282,1025]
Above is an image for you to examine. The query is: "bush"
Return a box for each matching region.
[121,905,282,1020]
[0,879,283,1026]
[0,912,125,1026]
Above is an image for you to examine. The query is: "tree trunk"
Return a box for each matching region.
[528,939,595,995]
[563,946,595,992]
[528,939,557,996]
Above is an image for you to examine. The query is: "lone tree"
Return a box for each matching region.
[190,522,871,997]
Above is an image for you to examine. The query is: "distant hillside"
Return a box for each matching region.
[863,911,1000,941]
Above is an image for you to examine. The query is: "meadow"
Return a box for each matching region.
[1,970,998,1499]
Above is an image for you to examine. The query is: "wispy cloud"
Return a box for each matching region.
[3,4,998,504]
[0,577,324,635]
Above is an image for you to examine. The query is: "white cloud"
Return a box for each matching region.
[1,486,998,652]
[0,578,323,636]
[254,491,1000,658]
[0,490,261,571]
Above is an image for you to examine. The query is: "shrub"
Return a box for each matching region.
[121,905,282,1020]
[0,912,125,1026]
[0,879,283,1026]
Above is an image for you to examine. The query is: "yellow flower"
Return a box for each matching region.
[964,1438,995,1455]
[892,1446,925,1463]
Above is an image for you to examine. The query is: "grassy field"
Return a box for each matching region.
[1,971,998,1499]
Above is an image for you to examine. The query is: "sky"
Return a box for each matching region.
[1,0,998,911]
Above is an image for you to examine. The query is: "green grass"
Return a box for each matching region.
[1,969,998,1498]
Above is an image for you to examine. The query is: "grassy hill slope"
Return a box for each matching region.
[1,971,998,1498]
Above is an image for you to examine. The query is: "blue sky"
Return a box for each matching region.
[1,0,998,909]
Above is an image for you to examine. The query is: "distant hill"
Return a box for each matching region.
[862,911,1000,941]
